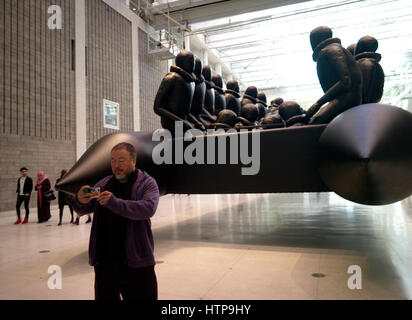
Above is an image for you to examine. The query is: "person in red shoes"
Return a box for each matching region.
[15,167,33,225]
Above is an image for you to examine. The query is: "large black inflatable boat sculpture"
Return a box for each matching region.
[56,26,412,206]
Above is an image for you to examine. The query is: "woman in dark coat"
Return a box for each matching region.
[56,170,74,226]
[35,171,51,223]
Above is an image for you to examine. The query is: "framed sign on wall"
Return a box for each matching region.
[103,99,120,130]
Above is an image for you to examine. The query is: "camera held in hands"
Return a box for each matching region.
[83,187,101,199]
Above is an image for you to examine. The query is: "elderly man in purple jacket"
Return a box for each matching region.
[72,142,160,300]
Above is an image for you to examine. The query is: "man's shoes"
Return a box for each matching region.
[74,218,79,226]
[14,218,22,225]
[86,216,92,224]
[58,222,62,226]
[22,218,28,224]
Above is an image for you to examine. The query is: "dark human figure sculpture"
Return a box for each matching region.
[260,112,285,129]
[202,65,216,121]
[210,109,238,129]
[273,97,284,106]
[257,92,267,106]
[235,103,259,128]
[278,101,306,127]
[153,51,195,135]
[304,26,362,124]
[56,104,412,207]
[224,80,241,116]
[241,86,258,107]
[188,57,207,131]
[256,92,268,121]
[212,74,226,116]
[354,35,385,104]
[269,97,283,112]
[347,43,356,56]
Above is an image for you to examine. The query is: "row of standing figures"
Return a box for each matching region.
[154,26,385,135]
[14,168,91,226]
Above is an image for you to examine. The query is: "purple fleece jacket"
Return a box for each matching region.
[71,169,160,268]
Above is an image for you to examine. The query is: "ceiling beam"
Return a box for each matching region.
[149,0,311,29]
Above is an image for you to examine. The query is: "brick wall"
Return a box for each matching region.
[0,0,76,212]
[85,0,134,147]
[0,0,75,139]
[0,0,167,212]
[0,135,76,213]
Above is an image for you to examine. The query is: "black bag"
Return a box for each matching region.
[45,189,56,202]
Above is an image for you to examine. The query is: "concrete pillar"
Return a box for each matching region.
[75,0,87,160]
[184,32,190,51]
[202,49,208,66]
[215,63,222,76]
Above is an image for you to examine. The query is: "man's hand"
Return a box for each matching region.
[97,191,113,206]
[77,185,92,204]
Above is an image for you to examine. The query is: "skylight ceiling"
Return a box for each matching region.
[190,0,412,107]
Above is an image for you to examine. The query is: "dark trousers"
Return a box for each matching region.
[94,264,158,301]
[59,204,74,222]
[16,195,30,219]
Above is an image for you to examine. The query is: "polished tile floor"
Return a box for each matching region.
[0,192,412,300]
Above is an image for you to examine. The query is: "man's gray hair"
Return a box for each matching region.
[111,142,137,159]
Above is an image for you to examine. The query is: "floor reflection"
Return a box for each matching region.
[2,192,411,299]
[154,193,412,298]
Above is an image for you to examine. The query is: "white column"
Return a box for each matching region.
[227,74,233,81]
[215,63,222,76]
[184,32,190,51]
[75,0,87,160]
[202,49,208,66]
[168,59,173,71]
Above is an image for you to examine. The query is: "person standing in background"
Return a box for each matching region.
[15,167,33,225]
[35,171,52,223]
[56,170,74,226]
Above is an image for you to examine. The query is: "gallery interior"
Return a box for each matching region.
[0,0,412,300]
